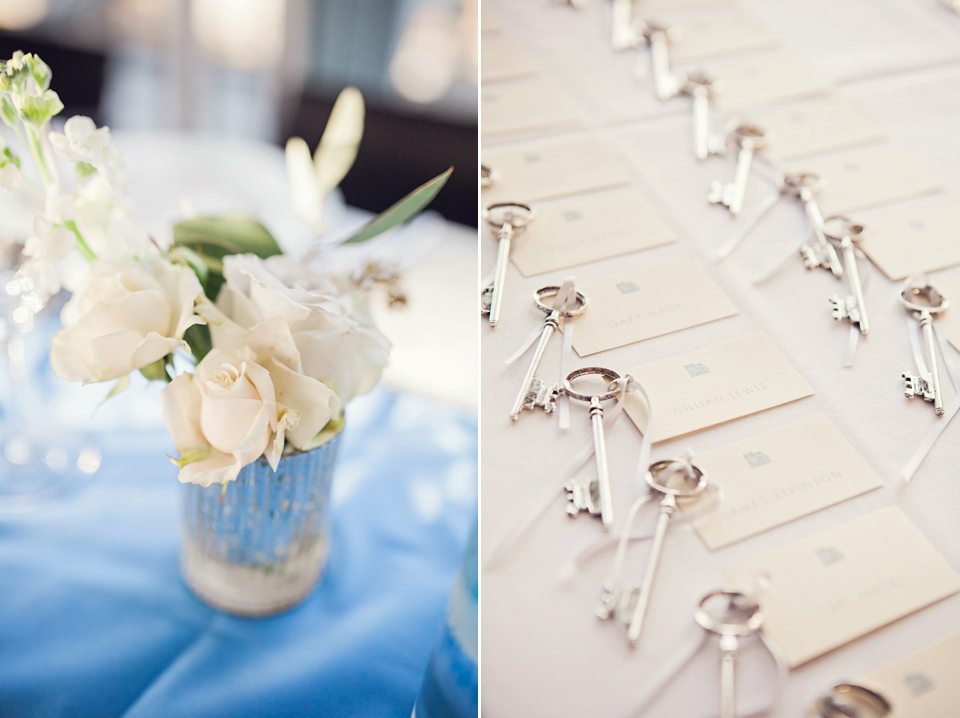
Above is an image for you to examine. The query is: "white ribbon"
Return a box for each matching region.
[716,190,781,262]
[484,374,653,569]
[626,576,789,718]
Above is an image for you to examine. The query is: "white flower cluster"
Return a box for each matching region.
[159,255,389,486]
[0,53,395,487]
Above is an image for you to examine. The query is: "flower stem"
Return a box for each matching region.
[63,219,96,261]
[23,123,51,186]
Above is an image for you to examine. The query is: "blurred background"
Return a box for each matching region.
[0,0,478,226]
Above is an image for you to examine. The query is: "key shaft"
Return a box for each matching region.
[841,238,868,335]
[590,397,613,529]
[800,190,842,278]
[720,635,739,718]
[627,494,676,644]
[920,311,944,415]
[510,313,559,420]
[489,223,513,327]
[647,29,683,100]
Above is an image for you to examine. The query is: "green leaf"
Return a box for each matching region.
[173,216,282,259]
[182,324,213,364]
[0,94,16,128]
[173,216,281,301]
[1,146,19,169]
[139,357,172,382]
[340,167,453,245]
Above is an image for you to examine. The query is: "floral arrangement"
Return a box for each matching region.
[0,52,450,487]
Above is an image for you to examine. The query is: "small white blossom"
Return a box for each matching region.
[0,163,19,190]
[48,116,124,188]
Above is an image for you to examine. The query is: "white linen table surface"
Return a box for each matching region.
[481,1,960,716]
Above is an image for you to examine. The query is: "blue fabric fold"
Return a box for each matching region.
[0,388,477,718]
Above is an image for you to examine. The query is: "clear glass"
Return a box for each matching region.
[180,434,342,616]
[413,523,478,718]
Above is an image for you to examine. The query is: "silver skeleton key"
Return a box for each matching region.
[899,281,950,416]
[640,21,686,101]
[694,591,765,718]
[559,367,622,530]
[621,460,708,645]
[511,285,588,420]
[611,0,640,50]
[481,202,535,328]
[824,216,870,335]
[779,172,843,278]
[810,683,892,718]
[684,72,726,161]
[708,124,768,216]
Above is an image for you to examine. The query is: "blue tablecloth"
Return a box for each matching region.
[0,388,477,718]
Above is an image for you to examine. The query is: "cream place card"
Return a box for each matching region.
[725,506,960,668]
[744,96,886,162]
[657,5,780,63]
[708,52,834,112]
[481,7,501,33]
[938,278,960,355]
[482,138,632,205]
[859,200,960,281]
[510,188,676,276]
[867,632,960,717]
[572,258,737,356]
[785,145,944,216]
[481,35,539,83]
[687,414,882,550]
[623,333,813,443]
[481,77,580,137]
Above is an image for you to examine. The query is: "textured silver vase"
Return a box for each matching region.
[180,434,342,616]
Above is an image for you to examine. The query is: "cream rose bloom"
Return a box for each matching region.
[51,257,203,384]
[162,347,341,485]
[203,253,389,405]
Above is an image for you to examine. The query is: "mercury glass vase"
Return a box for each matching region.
[180,434,342,616]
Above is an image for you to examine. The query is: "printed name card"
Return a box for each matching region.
[708,52,834,112]
[745,96,886,162]
[859,199,960,281]
[482,138,632,205]
[687,414,882,550]
[510,188,677,276]
[938,277,960,355]
[572,258,737,357]
[481,77,580,137]
[867,632,960,717]
[623,333,813,443]
[785,144,944,216]
[656,5,780,63]
[481,35,539,83]
[725,506,960,668]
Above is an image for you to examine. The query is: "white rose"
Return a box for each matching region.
[162,348,270,486]
[51,257,203,383]
[207,253,389,405]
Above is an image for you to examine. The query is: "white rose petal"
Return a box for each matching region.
[50,257,203,384]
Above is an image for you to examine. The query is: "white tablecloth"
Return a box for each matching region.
[480,2,960,716]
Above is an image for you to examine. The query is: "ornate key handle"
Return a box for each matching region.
[900,281,950,415]
[823,216,870,335]
[480,164,499,189]
[561,367,622,529]
[809,682,892,718]
[731,123,769,152]
[510,286,589,420]
[480,201,535,327]
[694,590,765,718]
[534,285,589,318]
[778,170,825,197]
[644,458,709,503]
